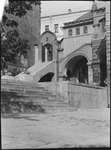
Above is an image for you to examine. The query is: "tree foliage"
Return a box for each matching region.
[1,1,40,70]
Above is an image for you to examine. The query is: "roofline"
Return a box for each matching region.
[41,9,90,19]
[62,21,93,29]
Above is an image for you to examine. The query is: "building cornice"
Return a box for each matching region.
[62,21,93,29]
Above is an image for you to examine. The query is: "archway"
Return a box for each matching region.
[42,44,53,62]
[65,55,88,83]
[100,50,107,86]
[39,72,54,82]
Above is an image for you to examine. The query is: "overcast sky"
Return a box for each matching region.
[41,1,93,17]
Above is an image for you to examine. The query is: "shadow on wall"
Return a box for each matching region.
[39,72,54,82]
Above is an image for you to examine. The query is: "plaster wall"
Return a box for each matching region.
[41,11,88,40]
[63,34,92,57]
[39,81,108,108]
[63,24,94,57]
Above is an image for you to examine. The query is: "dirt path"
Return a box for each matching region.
[1,108,110,148]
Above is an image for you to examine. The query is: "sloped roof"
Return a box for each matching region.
[64,11,93,27]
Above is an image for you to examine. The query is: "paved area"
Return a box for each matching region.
[1,108,110,149]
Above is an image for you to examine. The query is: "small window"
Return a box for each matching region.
[102,18,105,32]
[54,24,59,33]
[76,27,80,35]
[83,26,88,34]
[45,25,49,31]
[68,29,73,36]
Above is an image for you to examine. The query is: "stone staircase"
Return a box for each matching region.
[1,79,74,113]
[14,61,55,82]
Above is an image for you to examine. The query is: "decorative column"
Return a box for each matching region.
[87,62,93,84]
[105,1,110,107]
[38,42,42,62]
[34,44,39,64]
[92,60,101,85]
[91,2,105,86]
[45,47,48,62]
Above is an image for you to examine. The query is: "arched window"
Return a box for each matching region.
[42,46,45,62]
[76,27,80,35]
[83,26,88,34]
[44,44,53,61]
[68,29,73,36]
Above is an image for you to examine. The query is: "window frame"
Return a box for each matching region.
[45,25,49,31]
[54,24,59,33]
[76,27,80,35]
[68,29,73,36]
[83,26,88,34]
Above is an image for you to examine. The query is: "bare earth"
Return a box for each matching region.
[1,108,110,149]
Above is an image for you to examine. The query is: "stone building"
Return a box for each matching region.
[16,1,110,89]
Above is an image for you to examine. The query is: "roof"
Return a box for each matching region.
[63,11,93,27]
[41,9,90,19]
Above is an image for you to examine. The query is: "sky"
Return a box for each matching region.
[0,1,93,20]
[41,1,93,17]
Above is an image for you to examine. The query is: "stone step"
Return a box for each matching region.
[16,99,68,108]
[1,85,51,94]
[1,89,54,99]
[1,81,45,89]
[1,84,46,93]
[1,79,43,88]
[44,107,77,113]
[32,101,68,107]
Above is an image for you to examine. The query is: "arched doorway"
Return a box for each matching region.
[42,44,53,62]
[39,72,54,82]
[100,50,107,86]
[65,55,88,84]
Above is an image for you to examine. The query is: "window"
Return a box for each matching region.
[54,24,59,33]
[45,25,49,31]
[102,18,105,32]
[83,26,88,34]
[76,27,80,35]
[68,29,73,36]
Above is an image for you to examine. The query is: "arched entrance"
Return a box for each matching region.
[100,50,107,86]
[39,72,54,82]
[42,44,53,62]
[65,55,88,84]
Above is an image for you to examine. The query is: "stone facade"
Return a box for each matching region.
[16,1,110,90]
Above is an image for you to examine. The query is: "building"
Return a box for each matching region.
[14,1,110,108]
[16,1,110,88]
[41,9,90,40]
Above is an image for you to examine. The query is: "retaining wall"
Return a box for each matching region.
[39,81,108,108]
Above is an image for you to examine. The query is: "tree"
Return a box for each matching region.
[1,0,40,71]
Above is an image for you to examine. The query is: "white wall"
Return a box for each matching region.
[63,24,94,57]
[41,10,89,40]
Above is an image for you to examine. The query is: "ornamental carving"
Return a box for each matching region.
[93,64,100,83]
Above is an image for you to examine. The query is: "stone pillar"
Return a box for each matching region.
[105,1,110,107]
[92,60,101,86]
[34,45,39,64]
[45,47,48,62]
[87,62,93,84]
[38,43,42,62]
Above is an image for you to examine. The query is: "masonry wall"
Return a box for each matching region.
[39,81,108,109]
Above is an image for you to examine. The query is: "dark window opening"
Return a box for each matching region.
[76,27,80,35]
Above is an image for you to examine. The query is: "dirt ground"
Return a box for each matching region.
[1,108,110,149]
